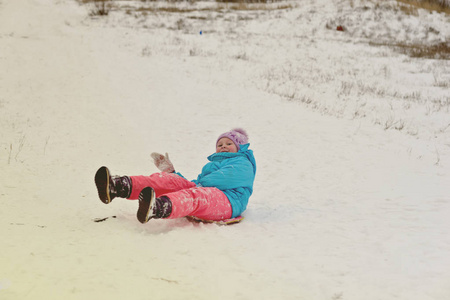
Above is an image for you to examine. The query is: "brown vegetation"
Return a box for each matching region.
[396,0,450,14]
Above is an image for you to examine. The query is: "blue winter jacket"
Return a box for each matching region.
[191,143,256,218]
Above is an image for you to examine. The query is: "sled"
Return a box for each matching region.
[186,215,244,225]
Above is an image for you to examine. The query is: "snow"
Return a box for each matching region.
[1,0,449,299]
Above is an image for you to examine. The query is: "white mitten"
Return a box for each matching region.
[151,152,175,173]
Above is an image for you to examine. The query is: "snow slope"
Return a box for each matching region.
[1,0,449,299]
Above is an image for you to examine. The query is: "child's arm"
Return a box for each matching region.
[196,161,254,190]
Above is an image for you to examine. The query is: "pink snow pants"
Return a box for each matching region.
[128,172,232,221]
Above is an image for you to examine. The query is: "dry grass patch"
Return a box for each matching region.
[215,0,293,10]
[133,6,205,13]
[370,41,450,60]
[79,0,112,16]
[217,3,293,10]
[396,0,450,14]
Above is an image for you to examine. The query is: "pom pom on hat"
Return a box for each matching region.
[216,128,249,150]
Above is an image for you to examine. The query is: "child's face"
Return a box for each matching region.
[216,137,238,153]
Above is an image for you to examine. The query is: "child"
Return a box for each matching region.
[94,128,256,224]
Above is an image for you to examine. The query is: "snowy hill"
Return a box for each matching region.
[1,0,449,299]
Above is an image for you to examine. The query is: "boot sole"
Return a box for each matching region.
[137,187,155,224]
[95,166,111,204]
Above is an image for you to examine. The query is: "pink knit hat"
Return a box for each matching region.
[216,128,249,150]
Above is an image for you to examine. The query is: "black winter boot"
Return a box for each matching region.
[137,187,172,224]
[95,166,132,204]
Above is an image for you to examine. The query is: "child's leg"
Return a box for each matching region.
[128,173,196,200]
[164,187,233,221]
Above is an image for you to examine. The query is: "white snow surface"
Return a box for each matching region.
[1,0,450,299]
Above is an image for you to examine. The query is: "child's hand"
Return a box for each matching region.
[151,152,175,173]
